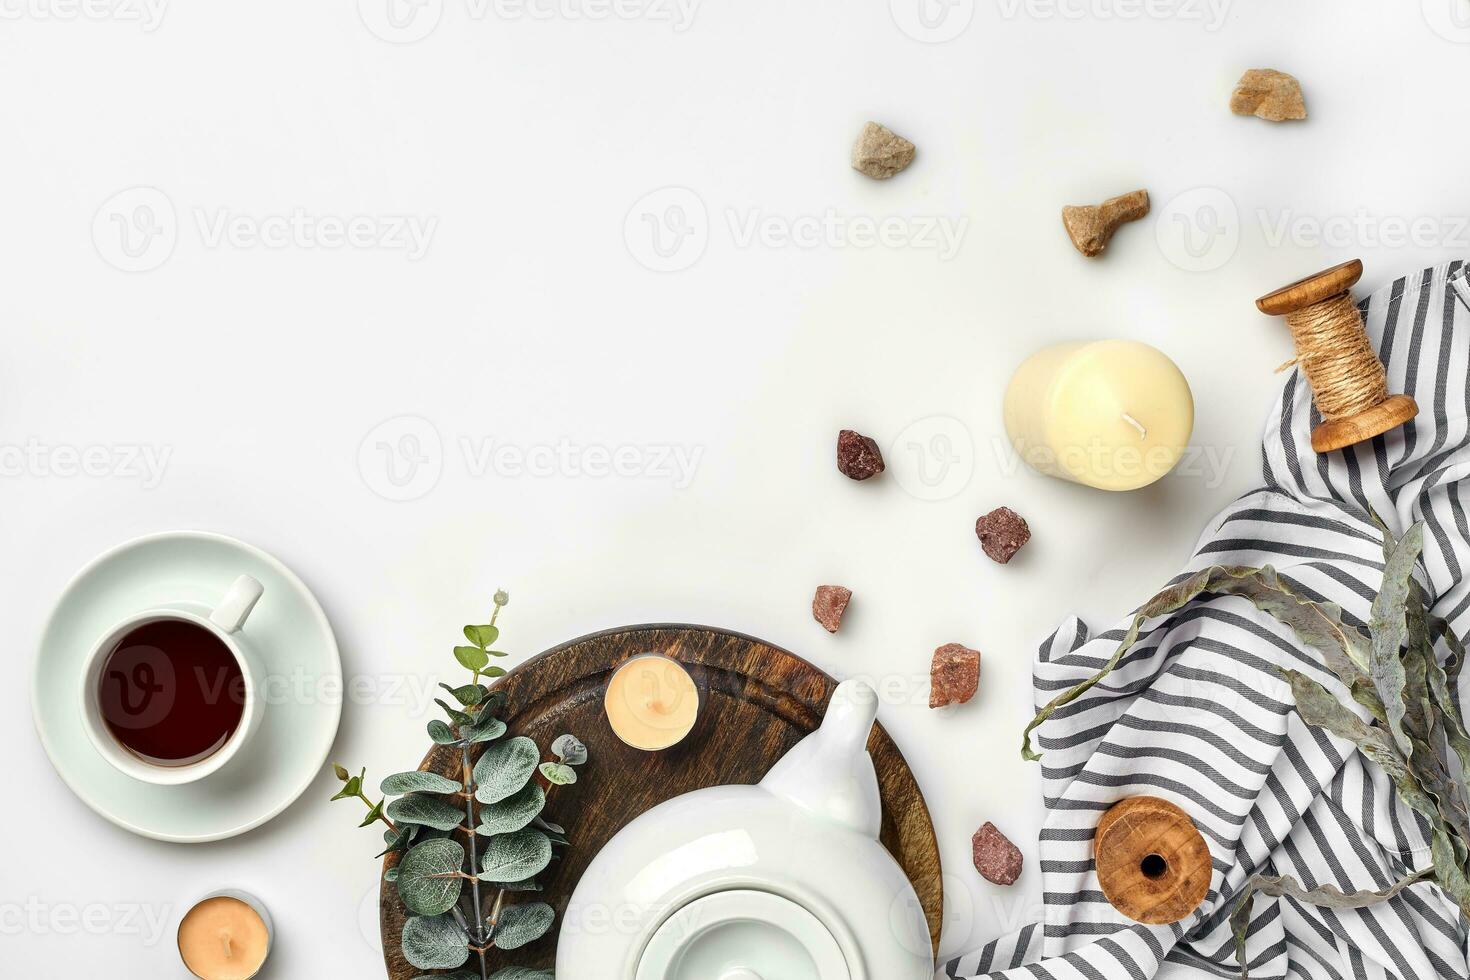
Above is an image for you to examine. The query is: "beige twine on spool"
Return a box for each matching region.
[1274,293,1390,421]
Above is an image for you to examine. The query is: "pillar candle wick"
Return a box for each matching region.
[1121,413,1147,440]
[221,932,233,960]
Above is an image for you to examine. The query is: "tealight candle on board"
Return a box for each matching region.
[604,654,700,751]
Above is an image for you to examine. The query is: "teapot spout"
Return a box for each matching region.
[760,680,883,838]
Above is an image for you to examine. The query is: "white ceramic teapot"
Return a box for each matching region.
[556,679,935,980]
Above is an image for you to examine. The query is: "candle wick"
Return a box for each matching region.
[1121,413,1147,440]
[221,931,233,960]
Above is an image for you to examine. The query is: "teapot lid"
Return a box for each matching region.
[634,890,850,980]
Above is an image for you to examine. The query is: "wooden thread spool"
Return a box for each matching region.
[1257,259,1419,454]
[1095,796,1211,925]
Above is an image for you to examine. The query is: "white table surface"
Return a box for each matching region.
[6,1,1470,975]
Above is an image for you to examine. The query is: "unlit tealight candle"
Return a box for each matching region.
[178,892,272,980]
[605,654,700,751]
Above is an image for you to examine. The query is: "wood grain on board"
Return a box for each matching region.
[380,624,943,977]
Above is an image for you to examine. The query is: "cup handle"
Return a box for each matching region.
[210,574,265,634]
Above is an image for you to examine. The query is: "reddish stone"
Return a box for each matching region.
[972,822,1023,886]
[812,585,853,633]
[975,507,1030,564]
[930,643,981,708]
[837,429,885,481]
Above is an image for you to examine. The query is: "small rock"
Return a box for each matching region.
[837,429,885,481]
[930,643,981,708]
[812,585,853,634]
[1061,189,1150,258]
[1230,69,1307,122]
[972,822,1023,886]
[851,122,916,180]
[976,507,1030,564]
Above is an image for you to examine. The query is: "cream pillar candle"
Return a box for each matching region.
[604,654,700,751]
[1003,340,1193,491]
[177,892,272,980]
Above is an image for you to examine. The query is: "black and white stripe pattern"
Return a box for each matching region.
[944,262,1470,980]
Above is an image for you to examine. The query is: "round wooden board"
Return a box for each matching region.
[379,624,943,976]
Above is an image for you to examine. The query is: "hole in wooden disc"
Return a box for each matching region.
[1140,854,1168,880]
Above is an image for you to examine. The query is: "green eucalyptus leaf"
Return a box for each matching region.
[478,782,546,836]
[491,901,555,950]
[330,775,362,801]
[384,867,399,883]
[381,771,463,796]
[377,824,414,858]
[464,624,500,648]
[442,682,488,706]
[465,714,508,745]
[1368,523,1424,759]
[533,817,565,835]
[479,829,552,883]
[359,799,386,828]
[1023,564,1379,761]
[454,645,491,671]
[539,762,577,786]
[412,972,481,980]
[436,699,474,726]
[552,733,588,766]
[387,793,466,832]
[401,914,470,971]
[474,736,541,804]
[483,665,508,678]
[397,838,467,916]
[428,720,462,745]
[488,969,553,980]
[495,876,544,892]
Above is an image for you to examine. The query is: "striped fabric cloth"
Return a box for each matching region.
[944,262,1470,980]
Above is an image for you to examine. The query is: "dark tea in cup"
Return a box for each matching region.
[97,618,246,767]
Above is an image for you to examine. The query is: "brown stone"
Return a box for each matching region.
[972,822,1023,886]
[930,643,980,708]
[1230,69,1307,122]
[851,122,916,180]
[812,585,853,633]
[1061,189,1150,258]
[975,507,1030,564]
[836,429,885,481]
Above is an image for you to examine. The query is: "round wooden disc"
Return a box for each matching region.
[1257,259,1364,316]
[1311,394,1420,453]
[378,624,943,976]
[1095,797,1211,925]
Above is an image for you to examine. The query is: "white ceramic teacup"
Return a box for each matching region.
[79,574,266,786]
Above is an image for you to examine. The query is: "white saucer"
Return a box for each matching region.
[31,530,342,843]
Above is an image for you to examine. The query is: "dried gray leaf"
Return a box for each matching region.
[1368,523,1424,759]
[552,733,588,766]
